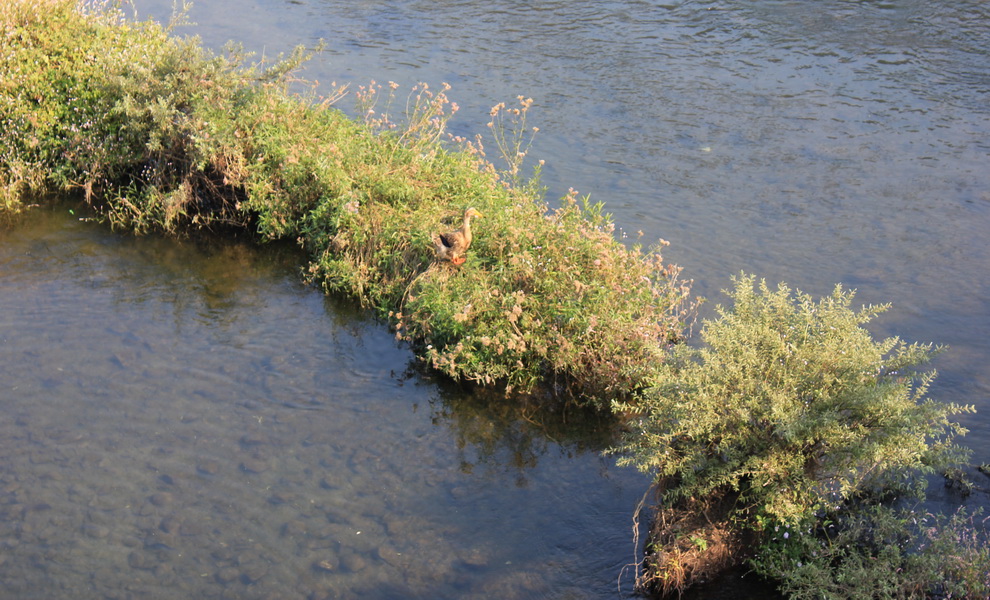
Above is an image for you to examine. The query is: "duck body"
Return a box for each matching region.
[433,208,483,265]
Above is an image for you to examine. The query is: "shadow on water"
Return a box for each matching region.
[427,380,619,483]
[0,206,676,599]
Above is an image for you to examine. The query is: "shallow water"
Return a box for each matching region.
[4,0,990,597]
[0,208,666,598]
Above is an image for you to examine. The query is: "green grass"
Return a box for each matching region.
[0,0,695,402]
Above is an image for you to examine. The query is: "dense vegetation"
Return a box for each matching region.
[2,2,985,597]
[616,277,970,527]
[613,276,984,596]
[0,0,694,400]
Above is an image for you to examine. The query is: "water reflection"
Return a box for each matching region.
[0,208,655,599]
[428,382,619,483]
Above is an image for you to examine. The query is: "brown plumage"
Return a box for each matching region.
[432,207,483,265]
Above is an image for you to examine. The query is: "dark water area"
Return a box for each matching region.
[3,0,989,597]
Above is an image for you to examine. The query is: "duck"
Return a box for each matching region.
[432,207,483,265]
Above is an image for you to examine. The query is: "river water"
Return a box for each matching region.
[2,0,988,598]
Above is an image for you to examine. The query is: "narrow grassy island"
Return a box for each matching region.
[2,1,986,597]
[0,0,694,401]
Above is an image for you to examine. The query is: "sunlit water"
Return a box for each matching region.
[3,0,989,597]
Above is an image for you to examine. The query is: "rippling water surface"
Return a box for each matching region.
[3,0,989,597]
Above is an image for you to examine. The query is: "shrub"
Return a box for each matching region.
[612,274,974,593]
[0,0,253,224]
[615,274,972,524]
